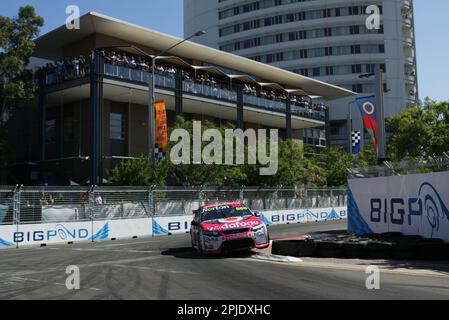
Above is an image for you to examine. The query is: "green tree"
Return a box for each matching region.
[357,143,377,168]
[109,157,170,186]
[0,5,44,123]
[109,117,330,188]
[109,116,244,187]
[0,6,44,182]
[167,116,242,187]
[243,140,325,187]
[316,147,355,187]
[387,98,449,161]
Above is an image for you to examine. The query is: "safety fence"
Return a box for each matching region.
[349,155,449,179]
[0,186,347,248]
[0,186,346,225]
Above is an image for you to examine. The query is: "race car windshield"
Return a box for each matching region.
[201,205,253,222]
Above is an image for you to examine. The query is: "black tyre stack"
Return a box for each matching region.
[272,232,449,260]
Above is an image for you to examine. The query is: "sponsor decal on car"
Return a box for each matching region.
[204,219,260,231]
[202,205,231,212]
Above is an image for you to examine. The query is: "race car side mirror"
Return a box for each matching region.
[254,211,260,217]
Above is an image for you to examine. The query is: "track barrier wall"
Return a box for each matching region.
[348,171,449,242]
[0,186,347,248]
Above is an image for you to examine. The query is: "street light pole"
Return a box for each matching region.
[347,100,354,154]
[374,65,386,164]
[149,57,156,177]
[148,30,206,177]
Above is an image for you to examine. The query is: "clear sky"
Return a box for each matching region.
[0,0,448,101]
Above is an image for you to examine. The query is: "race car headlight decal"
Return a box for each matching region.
[252,224,265,232]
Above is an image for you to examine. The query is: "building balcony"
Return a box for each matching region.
[104,64,176,89]
[402,0,411,9]
[42,62,326,124]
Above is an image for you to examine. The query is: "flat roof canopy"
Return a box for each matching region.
[33,12,356,101]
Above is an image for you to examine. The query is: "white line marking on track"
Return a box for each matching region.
[11,276,101,291]
[243,257,449,279]
[250,253,303,263]
[71,248,155,253]
[95,241,152,248]
[0,256,166,278]
[113,264,198,274]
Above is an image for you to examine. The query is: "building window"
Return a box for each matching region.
[352,84,363,93]
[351,45,361,54]
[352,64,362,73]
[110,113,125,140]
[45,119,56,144]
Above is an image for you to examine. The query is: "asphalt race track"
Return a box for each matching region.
[1,220,449,300]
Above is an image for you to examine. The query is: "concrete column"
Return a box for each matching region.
[89,51,104,186]
[285,98,292,140]
[38,74,46,161]
[175,70,183,116]
[236,84,244,130]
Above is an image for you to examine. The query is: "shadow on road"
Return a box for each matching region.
[161,247,255,260]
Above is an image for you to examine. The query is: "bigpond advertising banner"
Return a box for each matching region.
[348,171,449,242]
[151,207,347,236]
[0,207,347,247]
[0,219,153,248]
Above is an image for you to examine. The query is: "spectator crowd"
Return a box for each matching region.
[39,50,327,114]
[38,55,88,84]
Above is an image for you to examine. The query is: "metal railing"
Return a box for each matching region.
[291,103,326,121]
[42,62,327,122]
[44,65,90,86]
[243,94,286,113]
[183,80,238,102]
[349,155,449,179]
[0,186,346,225]
[104,63,176,88]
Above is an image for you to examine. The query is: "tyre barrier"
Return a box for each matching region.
[341,241,368,259]
[315,240,343,258]
[366,241,393,259]
[418,241,448,261]
[272,240,315,257]
[272,234,449,261]
[393,240,419,260]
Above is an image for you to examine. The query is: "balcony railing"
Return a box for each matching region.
[291,104,326,121]
[44,65,90,86]
[182,80,237,102]
[104,64,175,89]
[243,95,286,113]
[42,62,326,122]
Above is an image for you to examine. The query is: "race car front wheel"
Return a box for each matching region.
[197,239,204,255]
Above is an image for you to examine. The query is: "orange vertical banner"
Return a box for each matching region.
[154,100,168,161]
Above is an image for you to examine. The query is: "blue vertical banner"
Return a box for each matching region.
[356,95,378,155]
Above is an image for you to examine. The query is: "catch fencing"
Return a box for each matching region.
[349,155,449,179]
[0,186,346,225]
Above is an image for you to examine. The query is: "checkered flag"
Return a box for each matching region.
[351,131,361,154]
[154,146,166,163]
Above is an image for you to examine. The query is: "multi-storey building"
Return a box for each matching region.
[185,0,419,149]
[4,12,353,185]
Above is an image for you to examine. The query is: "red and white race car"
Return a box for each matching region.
[190,202,270,255]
